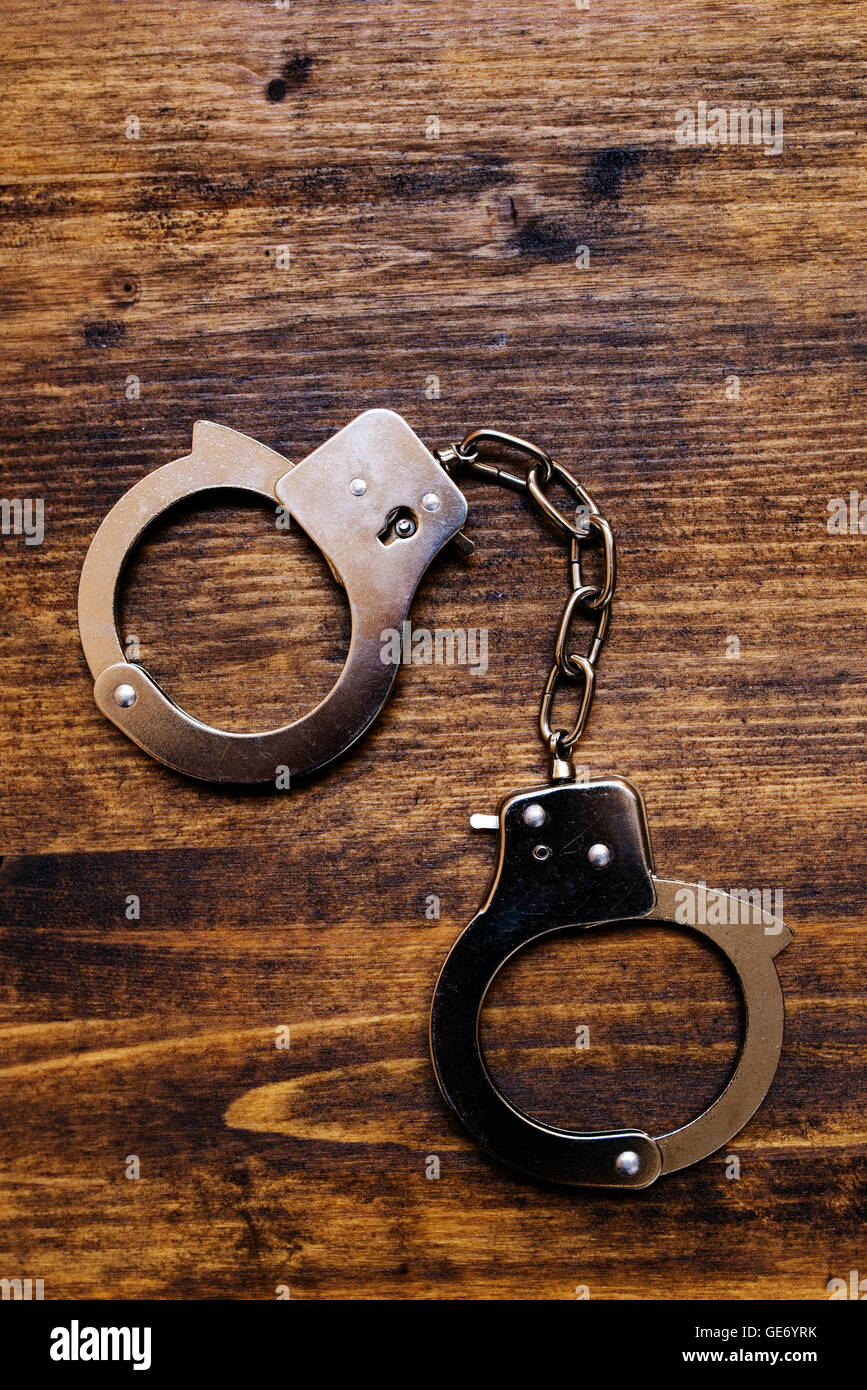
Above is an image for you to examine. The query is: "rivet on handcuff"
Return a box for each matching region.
[78,409,792,1188]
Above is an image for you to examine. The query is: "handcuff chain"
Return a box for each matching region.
[435,428,617,779]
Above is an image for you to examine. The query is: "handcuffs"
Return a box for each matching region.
[79,409,792,1188]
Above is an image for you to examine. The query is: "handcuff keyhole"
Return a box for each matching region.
[377,506,418,545]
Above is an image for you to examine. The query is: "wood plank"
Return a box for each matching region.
[0,0,863,1299]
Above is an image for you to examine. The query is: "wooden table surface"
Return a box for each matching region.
[0,0,864,1299]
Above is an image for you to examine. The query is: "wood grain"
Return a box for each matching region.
[0,0,864,1299]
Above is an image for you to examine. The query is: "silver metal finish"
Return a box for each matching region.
[429,776,793,1189]
[436,427,616,779]
[430,776,661,1188]
[80,411,794,1191]
[588,842,612,868]
[650,878,792,1176]
[615,1150,641,1176]
[112,683,137,708]
[78,412,467,782]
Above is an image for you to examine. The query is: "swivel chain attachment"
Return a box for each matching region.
[435,428,617,780]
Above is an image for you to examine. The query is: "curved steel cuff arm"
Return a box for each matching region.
[429,778,791,1188]
[78,412,467,782]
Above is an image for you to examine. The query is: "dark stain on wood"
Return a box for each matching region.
[388,155,512,201]
[514,214,576,262]
[585,147,645,201]
[281,52,315,88]
[267,52,316,102]
[82,319,127,349]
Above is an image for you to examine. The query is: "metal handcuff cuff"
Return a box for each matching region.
[78,409,792,1189]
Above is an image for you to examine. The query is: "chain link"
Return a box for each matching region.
[435,428,616,778]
